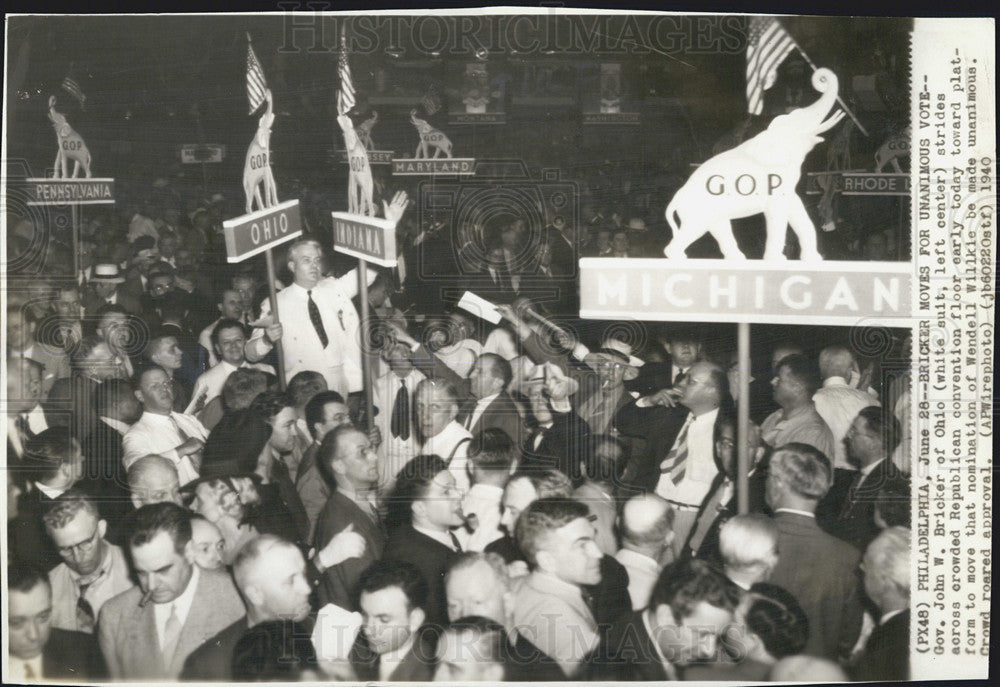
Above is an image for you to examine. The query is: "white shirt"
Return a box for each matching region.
[641,610,679,680]
[154,565,200,651]
[123,411,209,486]
[378,634,414,682]
[26,404,49,435]
[373,368,426,491]
[50,543,134,633]
[813,377,880,471]
[774,508,816,519]
[615,548,662,611]
[419,420,472,494]
[128,213,159,243]
[188,359,275,412]
[434,341,480,378]
[461,483,504,547]
[8,655,43,682]
[36,482,67,500]
[859,457,885,480]
[655,408,720,507]
[99,416,132,436]
[465,392,499,431]
[483,327,518,361]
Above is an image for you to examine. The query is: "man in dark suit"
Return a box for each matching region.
[766,443,864,662]
[852,526,910,681]
[444,552,564,680]
[313,424,386,611]
[384,454,465,630]
[822,406,908,551]
[82,263,142,316]
[625,326,703,396]
[9,428,86,571]
[615,362,733,554]
[7,564,107,681]
[587,558,741,681]
[183,534,312,680]
[519,362,592,484]
[349,560,435,682]
[97,503,246,679]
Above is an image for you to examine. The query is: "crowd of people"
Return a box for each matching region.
[6,170,914,683]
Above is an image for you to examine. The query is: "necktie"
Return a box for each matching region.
[674,369,686,386]
[24,662,35,680]
[390,380,410,440]
[16,414,34,442]
[660,416,691,485]
[77,582,96,631]
[307,290,329,348]
[840,472,865,518]
[448,530,463,552]
[162,603,182,662]
[170,415,191,442]
[532,427,546,451]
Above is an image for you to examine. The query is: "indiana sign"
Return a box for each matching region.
[223,199,302,263]
[331,212,398,267]
[579,258,913,325]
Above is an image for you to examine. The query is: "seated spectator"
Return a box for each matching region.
[348,560,435,682]
[512,497,603,677]
[43,490,134,634]
[7,564,106,681]
[615,494,674,610]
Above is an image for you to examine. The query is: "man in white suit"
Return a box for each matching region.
[245,192,409,396]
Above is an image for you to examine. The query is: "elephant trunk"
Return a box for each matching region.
[803,68,839,128]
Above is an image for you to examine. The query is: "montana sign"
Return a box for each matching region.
[331,212,398,267]
[223,199,302,263]
[25,178,115,205]
[579,258,913,326]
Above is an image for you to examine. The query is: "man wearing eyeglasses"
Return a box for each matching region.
[43,489,134,634]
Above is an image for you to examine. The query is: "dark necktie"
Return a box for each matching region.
[77,582,96,631]
[674,369,686,386]
[16,414,34,442]
[448,530,463,552]
[840,471,866,518]
[307,290,329,348]
[390,380,410,440]
[24,662,36,680]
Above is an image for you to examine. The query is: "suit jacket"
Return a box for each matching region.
[9,487,62,571]
[98,567,246,680]
[505,632,565,681]
[82,286,142,317]
[314,490,385,611]
[827,459,908,551]
[521,410,593,485]
[586,610,675,681]
[687,467,768,563]
[42,627,108,680]
[81,419,134,538]
[44,374,101,444]
[384,524,460,630]
[767,511,863,661]
[349,627,435,682]
[613,400,691,493]
[181,617,249,681]
[461,391,525,447]
[851,610,910,681]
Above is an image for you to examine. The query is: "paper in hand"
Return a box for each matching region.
[312,603,363,661]
[458,291,502,324]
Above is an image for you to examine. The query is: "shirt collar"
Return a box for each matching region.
[822,376,850,388]
[691,406,720,423]
[617,548,660,571]
[476,392,500,407]
[380,634,415,670]
[530,570,585,601]
[860,458,885,478]
[36,482,66,500]
[100,416,132,435]
[9,655,43,681]
[774,507,816,519]
[69,541,115,585]
[468,483,504,499]
[413,524,459,551]
[157,564,200,621]
[641,610,678,679]
[880,608,906,625]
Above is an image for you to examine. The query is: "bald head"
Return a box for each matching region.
[127,455,182,508]
[818,345,857,381]
[620,494,675,556]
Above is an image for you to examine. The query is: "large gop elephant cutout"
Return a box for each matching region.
[49,96,92,178]
[663,68,844,261]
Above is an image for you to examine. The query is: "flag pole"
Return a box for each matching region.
[789,41,869,138]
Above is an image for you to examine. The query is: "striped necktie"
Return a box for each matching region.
[660,415,692,485]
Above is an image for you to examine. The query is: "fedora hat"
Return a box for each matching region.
[584,339,644,381]
[90,263,126,284]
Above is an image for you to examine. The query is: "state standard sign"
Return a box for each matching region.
[223,199,302,263]
[25,178,115,205]
[579,258,913,326]
[331,212,398,267]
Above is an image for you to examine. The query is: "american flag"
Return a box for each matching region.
[337,48,355,116]
[61,75,86,109]
[745,17,796,115]
[246,38,268,115]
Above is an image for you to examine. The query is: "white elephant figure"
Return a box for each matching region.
[411,110,452,158]
[663,68,845,261]
[243,89,279,214]
[355,110,378,151]
[338,114,375,217]
[49,96,92,179]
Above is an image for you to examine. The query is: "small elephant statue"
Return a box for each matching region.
[663,68,845,261]
[243,89,278,213]
[874,125,910,173]
[355,110,378,151]
[49,96,92,178]
[411,110,452,158]
[338,114,375,217]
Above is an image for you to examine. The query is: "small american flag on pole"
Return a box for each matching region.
[337,47,356,116]
[745,17,796,115]
[246,35,268,115]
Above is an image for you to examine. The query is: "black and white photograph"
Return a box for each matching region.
[2,9,994,684]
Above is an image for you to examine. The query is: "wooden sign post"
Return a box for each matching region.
[331,211,399,430]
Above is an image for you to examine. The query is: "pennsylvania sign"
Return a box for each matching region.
[25,178,115,205]
[579,258,913,325]
[223,199,302,263]
[331,212,398,267]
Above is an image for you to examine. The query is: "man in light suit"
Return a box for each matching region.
[97,502,246,680]
[245,193,408,396]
